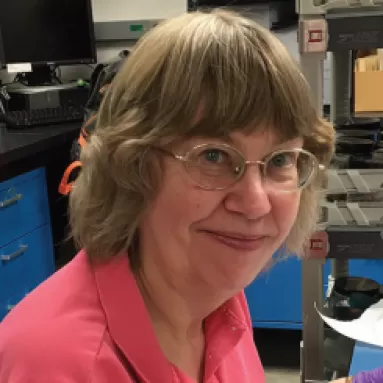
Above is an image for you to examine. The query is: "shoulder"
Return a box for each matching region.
[0,316,106,382]
[0,251,108,382]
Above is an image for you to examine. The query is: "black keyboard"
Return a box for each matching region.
[3,106,84,128]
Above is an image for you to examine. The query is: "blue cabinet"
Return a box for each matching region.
[0,168,55,321]
[348,260,383,284]
[0,170,51,248]
[245,257,303,329]
[245,254,383,330]
[245,255,329,330]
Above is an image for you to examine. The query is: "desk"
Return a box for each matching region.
[0,122,80,242]
[0,122,80,320]
[0,123,80,178]
[0,122,80,252]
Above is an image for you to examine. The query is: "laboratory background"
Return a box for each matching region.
[0,0,383,382]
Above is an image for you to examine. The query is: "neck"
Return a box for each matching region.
[135,252,234,382]
[136,259,223,341]
[136,243,238,340]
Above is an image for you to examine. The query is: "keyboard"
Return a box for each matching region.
[3,106,84,128]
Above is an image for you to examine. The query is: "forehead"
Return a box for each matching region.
[231,129,302,149]
[231,130,278,150]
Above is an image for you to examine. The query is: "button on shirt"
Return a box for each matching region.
[0,250,264,382]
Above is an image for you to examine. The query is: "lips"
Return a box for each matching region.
[201,230,267,251]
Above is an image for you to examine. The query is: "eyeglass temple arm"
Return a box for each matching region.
[154,147,185,161]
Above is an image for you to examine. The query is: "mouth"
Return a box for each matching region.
[201,230,267,252]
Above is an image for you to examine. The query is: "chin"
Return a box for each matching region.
[201,241,277,292]
[211,267,264,294]
[192,230,282,291]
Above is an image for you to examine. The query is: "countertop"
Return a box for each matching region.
[0,122,81,181]
[0,122,80,166]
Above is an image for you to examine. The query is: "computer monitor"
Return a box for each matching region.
[0,0,96,85]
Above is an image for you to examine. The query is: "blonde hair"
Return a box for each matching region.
[69,9,335,266]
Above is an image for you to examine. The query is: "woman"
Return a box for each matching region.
[0,9,334,383]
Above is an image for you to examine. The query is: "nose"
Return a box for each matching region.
[224,166,271,219]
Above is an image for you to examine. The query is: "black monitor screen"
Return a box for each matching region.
[0,0,96,66]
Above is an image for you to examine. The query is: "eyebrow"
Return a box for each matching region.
[181,134,302,154]
[272,137,303,150]
[229,133,302,150]
[182,135,235,148]
[218,135,236,145]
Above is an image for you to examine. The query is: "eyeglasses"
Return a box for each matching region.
[159,143,324,192]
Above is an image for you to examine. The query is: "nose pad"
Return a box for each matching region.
[224,165,272,219]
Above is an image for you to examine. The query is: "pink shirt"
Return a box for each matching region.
[0,250,264,382]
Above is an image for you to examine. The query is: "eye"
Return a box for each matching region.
[269,152,296,168]
[190,145,240,176]
[202,148,227,164]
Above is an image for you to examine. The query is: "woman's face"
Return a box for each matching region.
[139,130,303,292]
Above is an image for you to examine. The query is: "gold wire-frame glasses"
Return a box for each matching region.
[158,143,324,192]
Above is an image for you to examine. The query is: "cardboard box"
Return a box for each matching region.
[354,70,383,114]
[354,51,383,114]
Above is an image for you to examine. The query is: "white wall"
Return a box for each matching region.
[91,0,187,65]
[92,0,187,22]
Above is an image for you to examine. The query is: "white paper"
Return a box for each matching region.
[6,63,32,73]
[317,299,383,348]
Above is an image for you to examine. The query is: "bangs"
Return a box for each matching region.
[147,10,316,143]
[188,63,311,142]
[109,10,318,145]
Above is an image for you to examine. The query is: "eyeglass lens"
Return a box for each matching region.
[184,144,316,191]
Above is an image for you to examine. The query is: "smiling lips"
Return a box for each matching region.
[202,230,267,251]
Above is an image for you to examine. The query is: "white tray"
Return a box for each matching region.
[326,169,383,194]
[319,201,383,226]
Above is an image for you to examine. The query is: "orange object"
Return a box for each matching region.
[58,161,83,195]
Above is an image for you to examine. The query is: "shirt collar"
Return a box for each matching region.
[91,251,249,381]
[92,253,174,382]
[204,294,248,379]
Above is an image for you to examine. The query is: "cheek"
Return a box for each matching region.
[150,168,221,233]
[271,192,301,231]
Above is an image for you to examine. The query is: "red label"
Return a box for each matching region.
[310,239,324,249]
[308,29,323,43]
[305,231,328,259]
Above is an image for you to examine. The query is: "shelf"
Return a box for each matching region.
[354,112,383,118]
[312,226,383,260]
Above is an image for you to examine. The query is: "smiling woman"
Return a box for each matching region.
[0,9,335,383]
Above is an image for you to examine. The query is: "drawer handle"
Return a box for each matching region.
[6,292,29,312]
[0,193,23,209]
[1,245,28,262]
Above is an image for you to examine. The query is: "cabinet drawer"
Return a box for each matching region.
[0,168,51,247]
[0,290,29,321]
[348,259,383,285]
[245,256,331,328]
[0,224,55,306]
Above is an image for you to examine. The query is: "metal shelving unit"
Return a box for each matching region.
[297,1,383,382]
